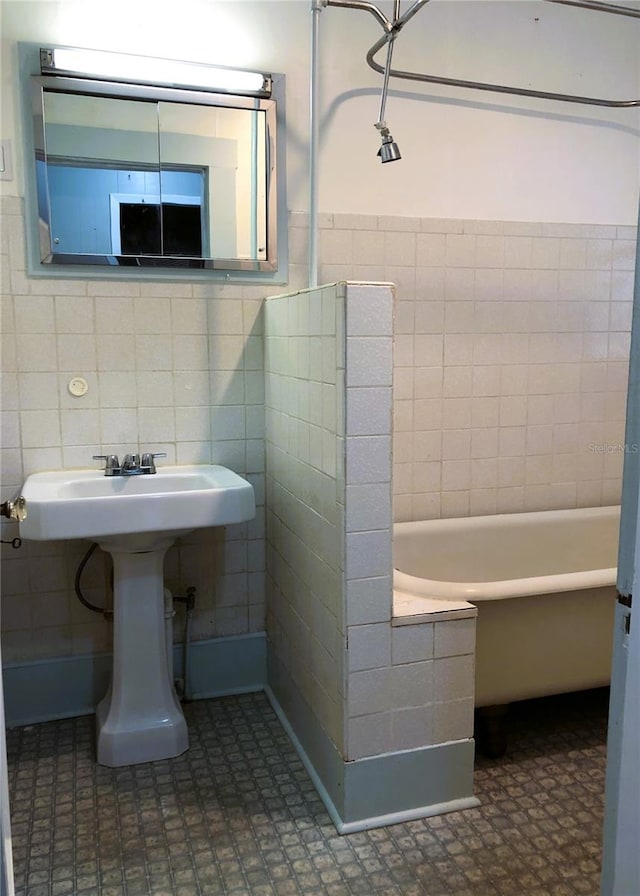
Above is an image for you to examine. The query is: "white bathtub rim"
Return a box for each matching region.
[393,504,620,537]
[393,504,619,602]
[393,566,617,602]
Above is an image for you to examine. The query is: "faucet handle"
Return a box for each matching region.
[141,452,166,473]
[93,454,119,475]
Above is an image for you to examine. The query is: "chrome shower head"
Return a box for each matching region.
[377,132,401,163]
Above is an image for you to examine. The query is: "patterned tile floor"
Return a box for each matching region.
[7,687,609,896]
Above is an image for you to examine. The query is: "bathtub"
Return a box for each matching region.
[394,506,619,709]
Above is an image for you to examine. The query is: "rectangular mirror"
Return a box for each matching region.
[23,47,282,276]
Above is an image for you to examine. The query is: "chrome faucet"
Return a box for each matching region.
[93,452,166,476]
[122,453,141,473]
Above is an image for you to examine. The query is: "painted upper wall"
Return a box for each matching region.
[1,0,639,224]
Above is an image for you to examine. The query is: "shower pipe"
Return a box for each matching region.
[310,0,322,288]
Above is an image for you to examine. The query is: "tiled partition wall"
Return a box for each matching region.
[264,282,350,755]
[0,196,268,671]
[300,212,637,522]
[264,282,395,759]
[264,283,478,831]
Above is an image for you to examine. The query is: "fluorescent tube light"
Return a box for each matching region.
[40,47,271,97]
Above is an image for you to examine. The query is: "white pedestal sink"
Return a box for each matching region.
[19,464,255,767]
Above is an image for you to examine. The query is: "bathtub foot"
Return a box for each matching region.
[476,705,509,758]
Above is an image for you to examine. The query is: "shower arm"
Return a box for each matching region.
[350,0,640,109]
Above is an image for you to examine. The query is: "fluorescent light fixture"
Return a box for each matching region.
[40,46,271,97]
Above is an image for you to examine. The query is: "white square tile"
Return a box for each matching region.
[97,372,137,408]
[432,655,474,702]
[346,530,392,580]
[132,335,172,371]
[346,284,394,337]
[349,667,391,716]
[442,398,472,430]
[445,234,476,267]
[391,623,434,664]
[15,335,57,372]
[55,296,95,334]
[22,447,63,476]
[347,622,391,671]
[346,483,392,532]
[442,459,471,491]
[433,698,474,742]
[345,576,392,626]
[96,334,135,371]
[385,231,416,267]
[61,409,100,446]
[442,428,471,460]
[346,337,393,387]
[434,618,476,658]
[20,410,61,448]
[95,296,133,333]
[171,334,208,370]
[390,660,434,708]
[345,435,391,484]
[14,295,55,334]
[347,712,393,759]
[392,705,434,751]
[175,407,211,441]
[416,233,446,267]
[504,236,533,268]
[414,367,444,399]
[99,408,138,445]
[18,373,60,410]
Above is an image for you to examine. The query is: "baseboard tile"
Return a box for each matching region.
[265,683,480,834]
[3,632,267,728]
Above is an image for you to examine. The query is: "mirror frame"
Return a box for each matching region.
[18,43,288,284]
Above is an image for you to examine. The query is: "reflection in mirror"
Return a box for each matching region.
[26,59,280,275]
[40,92,162,260]
[157,101,267,263]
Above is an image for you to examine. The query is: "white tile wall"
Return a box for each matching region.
[294,212,635,522]
[265,281,397,759]
[264,278,475,762]
[0,196,268,662]
[264,283,349,750]
[3,197,635,766]
[347,615,476,759]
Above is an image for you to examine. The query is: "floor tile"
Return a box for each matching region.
[7,688,608,895]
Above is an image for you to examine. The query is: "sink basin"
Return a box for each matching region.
[20,464,255,542]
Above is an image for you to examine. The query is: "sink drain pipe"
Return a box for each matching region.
[164,588,176,683]
[165,587,196,701]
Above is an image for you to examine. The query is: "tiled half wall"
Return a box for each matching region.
[264,282,478,828]
[301,213,637,522]
[264,281,396,759]
[263,282,478,756]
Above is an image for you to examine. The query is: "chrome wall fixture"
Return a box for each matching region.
[20,40,286,281]
[320,0,640,162]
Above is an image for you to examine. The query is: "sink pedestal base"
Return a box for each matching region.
[96,541,188,767]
